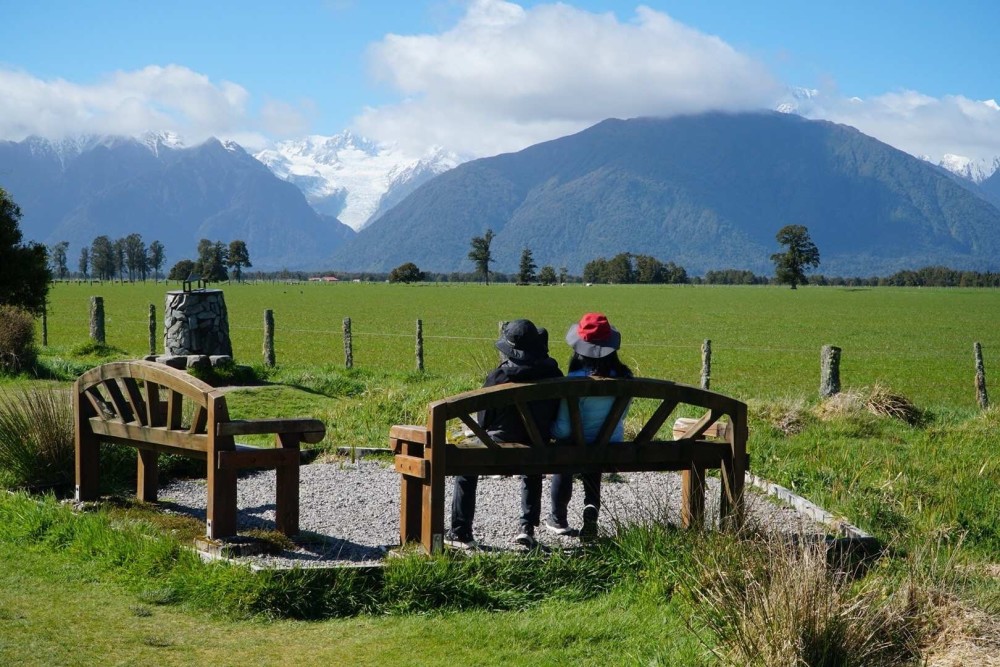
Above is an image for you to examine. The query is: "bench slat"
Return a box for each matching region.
[634,398,680,445]
[89,418,210,452]
[189,405,208,435]
[514,400,545,447]
[103,379,136,423]
[594,395,632,447]
[457,413,499,449]
[394,454,429,479]
[121,377,148,426]
[567,397,586,447]
[145,383,164,427]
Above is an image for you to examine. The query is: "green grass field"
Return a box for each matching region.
[41,281,1000,409]
[4,281,997,664]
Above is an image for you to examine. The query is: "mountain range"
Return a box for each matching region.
[2,114,1000,276]
[0,133,356,271]
[329,112,1000,276]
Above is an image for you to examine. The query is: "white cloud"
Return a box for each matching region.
[0,64,308,147]
[356,0,782,156]
[791,89,1000,166]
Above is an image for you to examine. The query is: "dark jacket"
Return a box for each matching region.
[478,357,563,443]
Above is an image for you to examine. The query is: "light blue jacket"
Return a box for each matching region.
[551,369,628,443]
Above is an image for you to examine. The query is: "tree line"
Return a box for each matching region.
[167,239,252,283]
[64,234,167,282]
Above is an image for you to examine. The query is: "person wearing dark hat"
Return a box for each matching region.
[445,319,563,550]
[545,312,633,540]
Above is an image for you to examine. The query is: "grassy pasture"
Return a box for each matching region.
[42,281,1000,409]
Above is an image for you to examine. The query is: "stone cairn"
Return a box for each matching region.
[146,289,233,370]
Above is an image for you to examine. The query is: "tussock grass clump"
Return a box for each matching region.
[69,340,128,358]
[0,305,37,374]
[0,387,74,489]
[751,397,812,435]
[686,534,940,667]
[815,384,924,426]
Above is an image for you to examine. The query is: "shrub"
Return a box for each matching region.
[0,388,74,489]
[0,305,37,374]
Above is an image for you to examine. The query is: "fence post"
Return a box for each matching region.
[343,317,353,369]
[820,345,841,398]
[416,319,424,371]
[498,320,508,363]
[42,297,48,347]
[148,304,156,356]
[89,296,105,345]
[974,342,989,409]
[263,309,275,367]
[700,339,711,390]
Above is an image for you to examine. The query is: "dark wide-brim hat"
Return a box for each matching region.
[565,312,621,358]
[496,319,549,363]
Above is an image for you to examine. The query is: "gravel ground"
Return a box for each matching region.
[159,459,828,568]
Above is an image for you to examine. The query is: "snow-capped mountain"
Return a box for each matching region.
[254,131,461,230]
[937,154,1000,184]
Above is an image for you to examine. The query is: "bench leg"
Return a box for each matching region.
[75,434,100,501]
[137,449,158,503]
[397,440,424,546]
[681,462,706,529]
[275,463,300,536]
[207,459,238,539]
[719,452,746,531]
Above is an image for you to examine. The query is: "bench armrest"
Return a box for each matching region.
[217,418,326,444]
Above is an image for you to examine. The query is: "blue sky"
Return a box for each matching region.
[3,1,999,163]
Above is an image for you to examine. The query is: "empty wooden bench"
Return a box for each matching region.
[391,376,748,553]
[74,360,325,539]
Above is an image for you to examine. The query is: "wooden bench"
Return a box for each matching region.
[74,360,325,539]
[391,376,748,553]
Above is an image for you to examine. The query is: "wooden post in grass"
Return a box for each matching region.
[148,304,156,355]
[343,317,353,369]
[974,342,989,409]
[89,296,105,344]
[700,339,711,390]
[416,319,424,371]
[820,345,841,398]
[263,309,275,368]
[498,320,508,363]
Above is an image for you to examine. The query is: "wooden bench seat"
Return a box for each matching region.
[74,360,325,539]
[391,376,748,553]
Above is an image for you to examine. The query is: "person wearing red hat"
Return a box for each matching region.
[545,313,633,540]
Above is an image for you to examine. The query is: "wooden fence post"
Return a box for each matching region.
[498,320,508,363]
[148,304,156,356]
[343,317,353,369]
[820,345,841,398]
[263,309,275,367]
[416,319,424,371]
[974,342,989,409]
[700,339,711,390]
[89,296,105,345]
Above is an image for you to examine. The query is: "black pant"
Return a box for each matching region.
[451,474,544,538]
[549,472,601,524]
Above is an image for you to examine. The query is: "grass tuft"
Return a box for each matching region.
[0,387,74,489]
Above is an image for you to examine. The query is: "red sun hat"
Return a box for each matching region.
[565,312,621,358]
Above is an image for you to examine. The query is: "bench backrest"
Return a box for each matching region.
[393,376,748,553]
[74,359,233,460]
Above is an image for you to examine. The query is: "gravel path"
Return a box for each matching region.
[159,459,828,568]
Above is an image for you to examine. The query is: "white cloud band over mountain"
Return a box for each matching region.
[1,0,998,169]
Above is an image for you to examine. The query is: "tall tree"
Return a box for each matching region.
[771,225,820,289]
[49,241,70,281]
[90,236,115,281]
[538,265,557,286]
[468,229,495,285]
[226,240,252,283]
[112,238,126,282]
[388,262,424,283]
[147,240,165,283]
[78,247,89,279]
[605,253,635,284]
[123,233,146,282]
[517,247,537,285]
[558,267,568,285]
[0,187,50,315]
[196,239,229,282]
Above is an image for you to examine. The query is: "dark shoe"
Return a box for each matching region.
[444,530,478,550]
[514,526,537,548]
[544,516,575,536]
[580,505,599,541]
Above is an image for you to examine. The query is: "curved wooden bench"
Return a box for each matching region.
[74,360,325,539]
[391,376,748,553]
